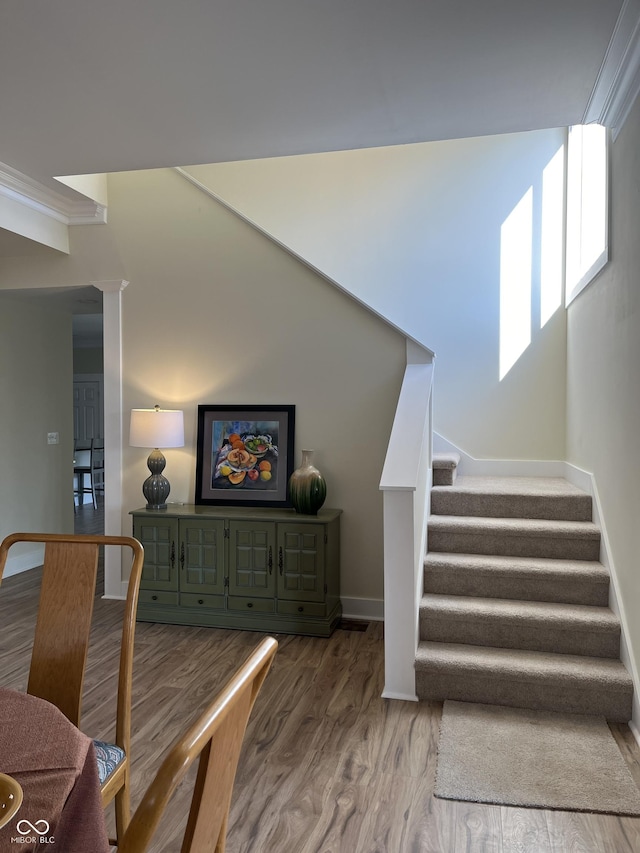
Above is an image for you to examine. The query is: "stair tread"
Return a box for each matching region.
[432,453,460,468]
[421,593,619,630]
[424,551,608,579]
[432,475,587,497]
[415,641,633,687]
[429,514,600,539]
[420,473,631,720]
[431,476,592,520]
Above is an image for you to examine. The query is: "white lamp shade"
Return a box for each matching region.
[130,408,184,449]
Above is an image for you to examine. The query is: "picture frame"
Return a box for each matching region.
[195,404,295,506]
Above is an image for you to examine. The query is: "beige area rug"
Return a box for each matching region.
[434,701,640,815]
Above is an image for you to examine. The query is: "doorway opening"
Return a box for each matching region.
[73,309,104,533]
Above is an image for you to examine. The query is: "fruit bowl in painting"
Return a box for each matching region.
[242,435,273,458]
[225,448,258,472]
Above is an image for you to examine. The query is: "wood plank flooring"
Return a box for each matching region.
[1,535,640,851]
[73,497,105,536]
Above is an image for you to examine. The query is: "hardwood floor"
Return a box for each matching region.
[74,496,105,536]
[1,553,640,851]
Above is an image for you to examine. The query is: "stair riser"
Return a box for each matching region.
[420,615,620,658]
[428,530,600,561]
[423,571,609,606]
[415,670,632,722]
[431,492,592,521]
[433,469,457,486]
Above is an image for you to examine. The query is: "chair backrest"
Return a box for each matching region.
[0,533,144,746]
[74,449,91,469]
[118,636,278,853]
[91,438,105,491]
[91,438,104,465]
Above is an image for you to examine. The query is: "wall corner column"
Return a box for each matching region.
[91,279,128,598]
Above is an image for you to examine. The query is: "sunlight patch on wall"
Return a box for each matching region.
[540,145,565,327]
[566,124,608,303]
[500,187,532,380]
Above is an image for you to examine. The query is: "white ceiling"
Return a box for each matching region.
[0,0,633,342]
[0,0,626,187]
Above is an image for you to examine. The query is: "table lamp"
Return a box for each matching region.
[130,405,185,509]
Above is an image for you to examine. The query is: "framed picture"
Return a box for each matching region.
[195,404,295,506]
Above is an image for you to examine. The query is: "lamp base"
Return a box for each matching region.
[142,449,171,510]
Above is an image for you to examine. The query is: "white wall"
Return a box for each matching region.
[186,127,568,460]
[55,173,108,208]
[0,296,74,572]
[566,97,640,682]
[105,167,408,605]
[0,127,575,595]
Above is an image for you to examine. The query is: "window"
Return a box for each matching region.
[565,124,609,304]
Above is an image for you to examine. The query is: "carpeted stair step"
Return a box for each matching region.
[415,641,633,722]
[432,453,460,486]
[424,552,610,605]
[431,476,592,521]
[420,594,620,658]
[428,515,600,561]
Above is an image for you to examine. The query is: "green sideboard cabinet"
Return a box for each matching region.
[131,505,342,637]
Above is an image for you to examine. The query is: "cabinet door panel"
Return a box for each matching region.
[278,524,325,602]
[180,519,225,595]
[134,517,178,591]
[228,521,276,598]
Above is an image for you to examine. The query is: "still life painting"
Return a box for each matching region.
[195,405,295,506]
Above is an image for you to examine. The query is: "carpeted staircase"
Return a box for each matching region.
[415,455,634,722]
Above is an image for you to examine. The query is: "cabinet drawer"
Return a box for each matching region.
[278,600,326,618]
[228,596,275,614]
[179,592,225,610]
[139,589,178,607]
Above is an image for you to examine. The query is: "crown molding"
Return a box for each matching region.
[0,161,107,226]
[583,0,640,138]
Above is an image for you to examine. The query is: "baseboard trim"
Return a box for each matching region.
[629,717,640,751]
[564,462,640,739]
[102,579,128,602]
[381,690,418,702]
[2,546,44,578]
[433,433,566,478]
[341,596,384,622]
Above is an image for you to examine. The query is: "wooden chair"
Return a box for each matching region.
[73,445,92,511]
[0,532,144,846]
[117,636,278,853]
[73,439,105,510]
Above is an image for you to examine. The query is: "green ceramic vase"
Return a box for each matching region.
[288,449,327,515]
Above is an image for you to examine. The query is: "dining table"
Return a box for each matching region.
[0,688,110,852]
